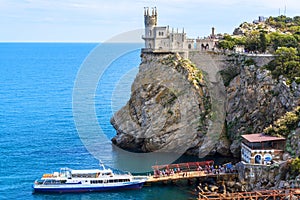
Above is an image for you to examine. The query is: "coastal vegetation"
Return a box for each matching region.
[218,15,300,53]
[219,16,300,155]
[263,106,300,137]
[266,47,300,83]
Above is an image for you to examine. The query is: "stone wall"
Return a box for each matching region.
[236,161,300,191]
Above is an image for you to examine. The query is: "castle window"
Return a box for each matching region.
[158,32,164,36]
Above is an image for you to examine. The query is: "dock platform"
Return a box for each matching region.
[145,161,237,184]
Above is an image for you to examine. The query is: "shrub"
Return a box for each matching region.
[263,106,300,137]
[291,157,300,175]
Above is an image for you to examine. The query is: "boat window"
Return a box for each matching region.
[72,173,97,178]
[91,180,104,184]
[43,179,62,185]
[35,180,44,185]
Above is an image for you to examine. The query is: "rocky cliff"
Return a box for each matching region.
[111,52,300,158]
[111,53,215,155]
[225,58,300,157]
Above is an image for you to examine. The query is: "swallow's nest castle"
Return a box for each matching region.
[142,7,219,57]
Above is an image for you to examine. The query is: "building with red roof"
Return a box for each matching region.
[241,133,286,164]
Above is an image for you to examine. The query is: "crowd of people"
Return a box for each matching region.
[153,163,235,178]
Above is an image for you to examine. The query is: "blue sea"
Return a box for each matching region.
[0,43,195,200]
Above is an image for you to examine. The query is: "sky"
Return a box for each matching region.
[0,0,299,42]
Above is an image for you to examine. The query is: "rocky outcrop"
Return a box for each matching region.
[111,53,214,155]
[226,63,299,157]
[111,51,300,159]
[233,21,278,36]
[286,128,300,157]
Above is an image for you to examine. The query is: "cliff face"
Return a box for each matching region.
[225,61,300,157]
[111,52,300,158]
[111,53,215,155]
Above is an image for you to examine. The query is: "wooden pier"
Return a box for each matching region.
[146,171,237,183]
[142,161,300,200]
[198,188,300,200]
[145,161,237,184]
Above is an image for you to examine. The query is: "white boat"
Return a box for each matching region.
[33,163,147,193]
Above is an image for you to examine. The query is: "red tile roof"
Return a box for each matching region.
[241,133,285,143]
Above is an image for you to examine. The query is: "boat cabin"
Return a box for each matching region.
[241,133,286,165]
[71,169,114,178]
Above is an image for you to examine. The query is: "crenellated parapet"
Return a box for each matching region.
[144,7,157,27]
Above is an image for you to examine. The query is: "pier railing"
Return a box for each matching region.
[146,161,238,184]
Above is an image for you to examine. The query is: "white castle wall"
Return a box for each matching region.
[142,7,218,55]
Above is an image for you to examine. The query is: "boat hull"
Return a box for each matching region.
[33,182,144,193]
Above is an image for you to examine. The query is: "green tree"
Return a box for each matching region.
[259,32,268,52]
[275,47,298,65]
[269,32,298,51]
[294,16,300,25]
[267,47,300,80]
[245,31,260,52]
[217,40,235,50]
[233,36,246,46]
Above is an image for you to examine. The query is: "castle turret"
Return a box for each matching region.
[142,7,157,50]
[144,7,157,38]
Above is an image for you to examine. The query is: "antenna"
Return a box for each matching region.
[99,160,106,170]
[284,5,286,16]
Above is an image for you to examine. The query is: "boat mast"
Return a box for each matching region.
[99,160,106,170]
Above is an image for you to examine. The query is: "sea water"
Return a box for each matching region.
[0,43,194,200]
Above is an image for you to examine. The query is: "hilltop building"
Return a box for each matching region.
[241,133,285,165]
[253,16,267,24]
[142,7,218,57]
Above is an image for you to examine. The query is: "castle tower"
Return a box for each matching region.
[142,7,157,49]
[144,7,157,38]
